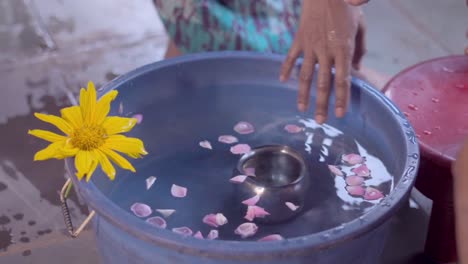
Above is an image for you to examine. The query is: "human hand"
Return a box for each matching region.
[280,0,366,124]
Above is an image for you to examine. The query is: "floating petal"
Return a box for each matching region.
[203,213,228,228]
[284,124,302,133]
[207,230,219,240]
[242,195,260,206]
[258,234,284,242]
[171,184,187,198]
[285,202,299,211]
[146,176,157,190]
[156,209,175,218]
[145,216,167,229]
[199,140,213,150]
[230,144,251,155]
[345,176,365,186]
[346,185,365,197]
[364,187,384,200]
[342,154,365,165]
[172,227,193,236]
[132,114,143,124]
[235,223,258,239]
[245,206,270,221]
[230,175,248,184]
[218,135,238,144]
[244,167,256,176]
[234,122,255,135]
[328,165,344,177]
[130,203,152,218]
[193,231,204,239]
[351,164,371,177]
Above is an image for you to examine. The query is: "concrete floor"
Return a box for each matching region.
[0,0,466,263]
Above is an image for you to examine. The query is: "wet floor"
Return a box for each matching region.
[0,0,465,263]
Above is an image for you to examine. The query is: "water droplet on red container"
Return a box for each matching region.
[456,84,465,89]
[408,104,418,111]
[431,98,439,103]
[423,130,432,135]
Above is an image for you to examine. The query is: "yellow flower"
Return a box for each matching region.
[29,81,148,181]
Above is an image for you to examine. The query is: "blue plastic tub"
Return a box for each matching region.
[66,52,419,264]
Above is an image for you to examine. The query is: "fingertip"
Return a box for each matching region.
[315,114,326,125]
[335,107,346,118]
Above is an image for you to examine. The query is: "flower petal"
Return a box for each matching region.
[102,116,138,135]
[146,176,157,190]
[342,154,365,166]
[146,216,167,229]
[284,124,303,133]
[351,164,371,177]
[230,144,251,155]
[83,81,97,124]
[85,159,99,182]
[34,113,73,135]
[193,231,204,239]
[100,147,136,173]
[156,209,175,218]
[60,106,83,129]
[28,129,67,142]
[364,187,384,200]
[230,175,247,184]
[285,202,300,211]
[234,122,255,135]
[245,206,270,221]
[95,150,116,180]
[95,90,118,124]
[242,194,260,206]
[207,230,219,240]
[345,176,365,186]
[258,234,284,242]
[75,151,94,180]
[171,184,187,198]
[346,185,366,197]
[33,142,64,160]
[199,140,212,150]
[105,135,148,158]
[132,114,143,124]
[235,223,258,238]
[130,202,152,218]
[328,165,345,177]
[218,135,238,144]
[172,227,193,236]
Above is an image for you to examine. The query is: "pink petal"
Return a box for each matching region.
[230,175,248,184]
[132,114,143,124]
[258,234,284,242]
[218,135,239,144]
[345,176,365,186]
[130,203,152,218]
[145,216,167,229]
[207,230,219,240]
[244,167,256,176]
[193,231,204,239]
[234,121,255,135]
[199,140,213,150]
[245,206,270,221]
[351,164,371,177]
[342,154,365,165]
[346,185,365,197]
[242,194,260,206]
[364,187,384,200]
[146,176,157,190]
[155,209,175,218]
[285,202,299,211]
[203,213,228,228]
[171,184,187,198]
[235,223,258,239]
[172,227,193,236]
[284,124,303,133]
[230,144,251,155]
[328,165,344,177]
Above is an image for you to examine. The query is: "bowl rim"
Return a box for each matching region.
[66,51,420,260]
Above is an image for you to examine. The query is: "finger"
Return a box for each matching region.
[334,50,352,118]
[352,14,367,70]
[344,0,370,6]
[297,53,317,112]
[280,40,302,82]
[315,57,332,124]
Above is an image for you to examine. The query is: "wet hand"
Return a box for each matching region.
[280,0,366,124]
